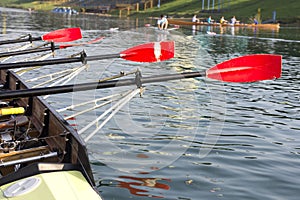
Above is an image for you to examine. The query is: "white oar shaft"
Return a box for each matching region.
[64,88,137,120]
[78,90,133,135]
[32,73,69,88]
[64,100,113,120]
[14,52,53,75]
[42,65,88,99]
[63,91,131,119]
[26,67,78,82]
[84,88,141,142]
[0,43,33,63]
[57,93,122,112]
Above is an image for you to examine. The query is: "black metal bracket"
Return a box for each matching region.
[135,69,142,88]
[28,34,33,43]
[80,51,87,65]
[135,69,143,97]
[50,41,55,55]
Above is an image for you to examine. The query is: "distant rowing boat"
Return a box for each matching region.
[168,19,280,29]
[52,7,78,15]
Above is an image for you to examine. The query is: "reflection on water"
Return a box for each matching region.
[1,13,6,34]
[99,176,171,198]
[1,8,300,200]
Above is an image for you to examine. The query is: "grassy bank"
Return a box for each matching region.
[1,0,299,25]
[0,0,57,11]
[131,0,300,25]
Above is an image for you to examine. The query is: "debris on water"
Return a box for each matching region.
[136,153,149,158]
[185,179,193,185]
[210,187,221,192]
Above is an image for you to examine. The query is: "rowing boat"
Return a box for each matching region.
[167,18,280,29]
[0,70,102,199]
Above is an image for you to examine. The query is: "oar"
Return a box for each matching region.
[0,27,82,45]
[0,41,175,69]
[0,36,105,58]
[0,116,29,129]
[0,54,281,99]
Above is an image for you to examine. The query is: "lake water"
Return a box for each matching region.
[0,7,299,200]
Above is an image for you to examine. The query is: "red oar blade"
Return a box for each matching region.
[120,41,175,62]
[206,54,282,82]
[41,27,82,42]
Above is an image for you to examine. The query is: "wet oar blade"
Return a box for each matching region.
[206,54,282,82]
[120,41,175,62]
[0,27,82,45]
[41,27,82,42]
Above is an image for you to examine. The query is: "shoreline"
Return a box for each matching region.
[0,5,299,27]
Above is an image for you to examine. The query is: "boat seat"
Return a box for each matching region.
[0,162,82,186]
